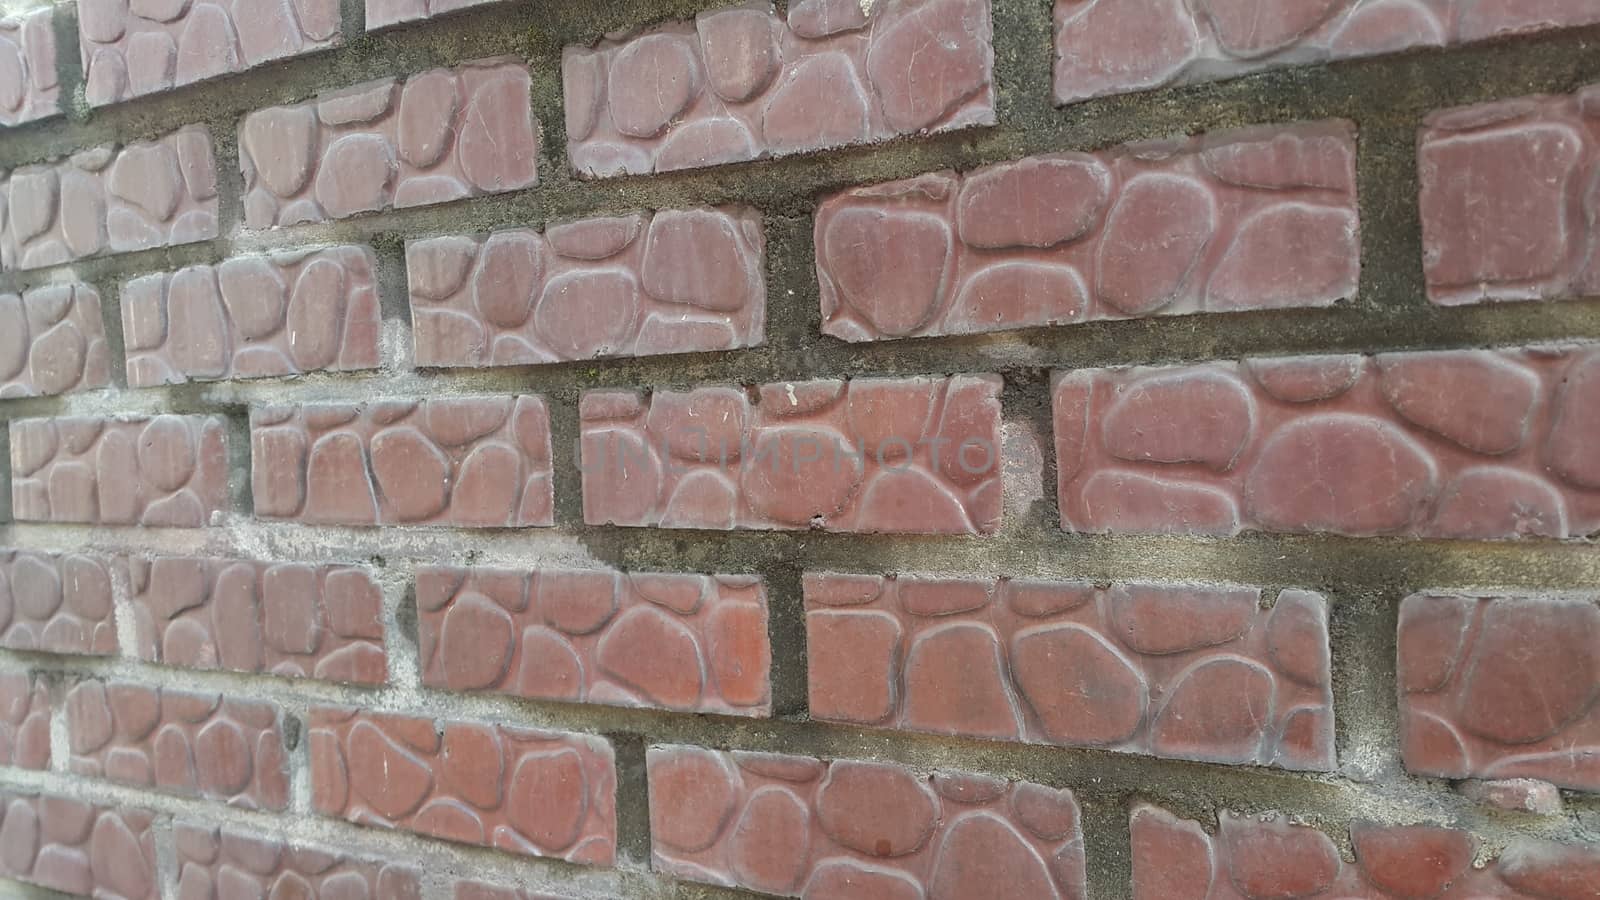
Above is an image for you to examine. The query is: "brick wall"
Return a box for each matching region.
[1,0,1598,898]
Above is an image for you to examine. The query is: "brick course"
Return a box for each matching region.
[0,549,117,655]
[0,793,159,900]
[173,820,424,900]
[0,667,50,770]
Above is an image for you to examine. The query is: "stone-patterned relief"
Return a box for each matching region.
[174,820,424,900]
[0,126,219,271]
[122,246,382,386]
[453,880,575,900]
[0,668,50,769]
[366,0,503,31]
[0,792,159,900]
[565,0,995,177]
[0,8,60,126]
[0,549,117,655]
[817,121,1360,340]
[239,59,538,228]
[0,285,112,399]
[1054,346,1600,538]
[408,207,765,366]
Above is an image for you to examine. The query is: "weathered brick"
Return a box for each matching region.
[1131,804,1600,898]
[0,285,112,399]
[239,58,538,229]
[0,549,117,655]
[452,880,575,900]
[1,125,218,271]
[1054,346,1600,538]
[1054,0,1600,106]
[0,8,60,126]
[565,0,994,177]
[581,375,1003,533]
[1399,590,1600,792]
[1459,778,1565,816]
[10,414,230,527]
[122,246,382,386]
[250,396,553,526]
[409,207,766,366]
[1419,87,1600,305]
[0,668,50,770]
[367,0,503,30]
[79,0,341,106]
[648,746,1085,897]
[308,707,617,866]
[818,121,1359,340]
[65,680,291,810]
[173,820,424,900]
[418,565,770,715]
[806,574,1333,770]
[126,555,387,685]
[0,792,159,900]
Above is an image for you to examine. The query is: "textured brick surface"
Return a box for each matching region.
[367,0,502,30]
[11,414,229,527]
[0,668,50,770]
[251,396,553,526]
[239,59,538,229]
[1054,346,1600,538]
[1,126,218,271]
[1054,0,1600,105]
[418,565,771,715]
[0,8,60,126]
[174,820,424,900]
[453,880,574,900]
[0,549,117,655]
[122,246,382,386]
[409,207,766,366]
[817,121,1359,340]
[806,575,1333,770]
[0,793,159,900]
[308,707,617,866]
[79,0,342,106]
[1131,804,1600,899]
[1399,590,1600,791]
[65,680,291,810]
[648,746,1086,898]
[0,284,112,399]
[1419,86,1600,305]
[127,555,387,685]
[581,376,1003,533]
[564,0,995,177]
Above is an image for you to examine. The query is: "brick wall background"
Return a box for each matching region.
[1,0,1599,898]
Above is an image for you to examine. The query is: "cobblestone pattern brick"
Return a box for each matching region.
[564,0,995,177]
[0,285,112,399]
[0,668,50,770]
[417,565,771,716]
[0,549,117,656]
[10,414,230,527]
[367,0,503,31]
[408,207,765,367]
[817,121,1360,340]
[308,707,617,866]
[648,745,1086,898]
[239,59,538,229]
[0,8,60,126]
[1054,346,1600,538]
[580,375,1003,533]
[173,819,425,900]
[0,792,159,900]
[452,880,575,900]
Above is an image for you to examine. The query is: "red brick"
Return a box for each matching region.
[368,0,504,30]
[0,285,112,398]
[1,126,218,271]
[10,414,230,527]
[417,565,770,715]
[0,8,60,126]
[64,680,291,810]
[0,792,159,900]
[818,121,1358,340]
[1054,0,1600,106]
[78,0,341,106]
[308,707,617,865]
[453,880,575,900]
[250,396,553,526]
[564,0,994,177]
[126,555,387,685]
[1419,87,1600,305]
[122,247,381,386]
[648,746,1085,898]
[0,668,50,770]
[1399,590,1600,791]
[239,59,537,229]
[408,207,765,367]
[581,375,1003,533]
[805,574,1333,770]
[0,549,117,655]
[1131,804,1600,898]
[1054,346,1600,538]
[173,820,423,900]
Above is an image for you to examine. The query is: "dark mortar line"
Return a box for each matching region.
[1328,588,1406,783]
[609,731,654,868]
[1080,795,1135,900]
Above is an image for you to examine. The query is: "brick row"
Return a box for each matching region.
[368,0,503,31]
[0,549,117,655]
[0,792,159,900]
[0,284,112,399]
[174,820,424,900]
[0,667,50,770]
[0,8,59,126]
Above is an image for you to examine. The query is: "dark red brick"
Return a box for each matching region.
[173,820,423,900]
[0,549,117,655]
[0,792,158,900]
[0,8,59,126]
[0,668,50,770]
[0,284,112,399]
